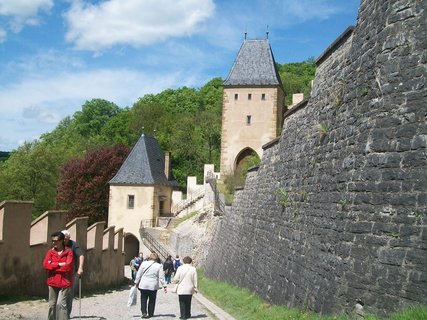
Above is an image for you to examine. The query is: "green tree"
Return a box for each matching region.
[0,141,63,218]
[277,60,316,105]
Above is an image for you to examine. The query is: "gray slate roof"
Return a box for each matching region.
[224,39,283,87]
[109,134,178,187]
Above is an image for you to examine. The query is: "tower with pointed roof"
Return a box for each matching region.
[220,38,285,176]
[108,134,178,262]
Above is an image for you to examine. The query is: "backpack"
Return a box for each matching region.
[134,257,142,270]
[174,259,180,270]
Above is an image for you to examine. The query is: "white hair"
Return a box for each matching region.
[61,230,71,238]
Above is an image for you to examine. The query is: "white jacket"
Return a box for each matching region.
[135,260,165,291]
[172,263,198,295]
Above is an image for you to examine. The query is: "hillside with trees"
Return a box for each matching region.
[0,61,315,221]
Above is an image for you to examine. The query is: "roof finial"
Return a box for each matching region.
[266,25,269,39]
[244,25,247,40]
[141,126,145,136]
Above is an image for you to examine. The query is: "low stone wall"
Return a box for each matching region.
[0,201,125,297]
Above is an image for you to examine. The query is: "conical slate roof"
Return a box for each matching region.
[109,134,178,186]
[224,39,283,87]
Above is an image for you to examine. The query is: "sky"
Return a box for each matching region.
[0,0,360,152]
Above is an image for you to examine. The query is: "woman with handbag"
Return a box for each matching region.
[172,256,198,320]
[135,252,167,318]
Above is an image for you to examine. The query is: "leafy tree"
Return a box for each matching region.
[277,60,316,105]
[56,145,130,225]
[0,141,63,218]
[73,99,121,138]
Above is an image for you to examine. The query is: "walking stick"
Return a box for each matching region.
[79,276,82,320]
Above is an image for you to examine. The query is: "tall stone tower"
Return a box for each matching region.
[220,38,285,176]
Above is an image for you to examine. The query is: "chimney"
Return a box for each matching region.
[164,152,171,180]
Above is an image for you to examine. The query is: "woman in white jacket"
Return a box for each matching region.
[135,252,167,318]
[172,256,198,320]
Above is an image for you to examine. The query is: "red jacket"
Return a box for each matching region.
[43,247,73,288]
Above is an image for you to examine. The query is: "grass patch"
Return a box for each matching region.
[172,211,198,228]
[197,269,427,320]
[217,180,234,205]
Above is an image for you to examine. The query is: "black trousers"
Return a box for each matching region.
[139,289,157,317]
[178,294,193,319]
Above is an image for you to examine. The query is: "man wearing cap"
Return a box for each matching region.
[61,230,85,318]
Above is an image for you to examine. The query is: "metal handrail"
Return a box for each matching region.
[140,227,172,261]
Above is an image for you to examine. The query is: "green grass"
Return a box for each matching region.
[197,269,427,320]
[172,211,199,228]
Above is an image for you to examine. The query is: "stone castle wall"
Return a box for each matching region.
[0,201,125,297]
[204,0,426,316]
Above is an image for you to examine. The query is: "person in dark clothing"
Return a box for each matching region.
[163,255,174,284]
[62,229,85,318]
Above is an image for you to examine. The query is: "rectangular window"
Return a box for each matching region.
[261,93,266,100]
[234,93,238,100]
[246,115,252,125]
[128,195,135,209]
[248,93,252,100]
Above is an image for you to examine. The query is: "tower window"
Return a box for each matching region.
[248,93,252,100]
[234,93,239,100]
[128,195,135,209]
[246,115,252,125]
[261,93,266,100]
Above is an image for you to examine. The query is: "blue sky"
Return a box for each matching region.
[0,0,360,152]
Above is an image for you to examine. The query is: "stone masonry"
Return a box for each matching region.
[204,0,426,316]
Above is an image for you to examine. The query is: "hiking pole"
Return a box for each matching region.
[79,276,82,320]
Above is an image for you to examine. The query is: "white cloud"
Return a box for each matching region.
[0,67,187,150]
[283,0,339,21]
[64,0,215,51]
[0,0,53,32]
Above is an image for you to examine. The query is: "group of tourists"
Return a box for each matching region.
[42,230,196,320]
[42,230,85,320]
[134,252,198,319]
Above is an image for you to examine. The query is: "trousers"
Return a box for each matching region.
[48,286,69,320]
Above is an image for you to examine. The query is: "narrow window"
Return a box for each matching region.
[128,195,135,209]
[261,93,266,100]
[248,93,252,100]
[234,93,238,100]
[246,115,252,125]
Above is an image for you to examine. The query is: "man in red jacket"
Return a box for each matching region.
[43,231,73,320]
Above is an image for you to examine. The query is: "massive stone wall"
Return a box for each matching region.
[204,0,426,316]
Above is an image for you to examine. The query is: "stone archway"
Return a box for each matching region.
[234,147,260,173]
[124,233,139,264]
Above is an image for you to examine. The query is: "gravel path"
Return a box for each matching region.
[0,268,231,320]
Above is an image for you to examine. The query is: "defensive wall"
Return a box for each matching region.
[204,0,426,316]
[0,201,125,297]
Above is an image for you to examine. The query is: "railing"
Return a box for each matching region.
[140,219,157,228]
[171,187,205,215]
[140,227,172,261]
[206,171,225,216]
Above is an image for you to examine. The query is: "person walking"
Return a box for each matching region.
[43,231,73,320]
[163,255,174,284]
[172,256,198,320]
[135,252,167,318]
[61,230,85,318]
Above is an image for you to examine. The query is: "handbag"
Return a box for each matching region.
[127,286,137,307]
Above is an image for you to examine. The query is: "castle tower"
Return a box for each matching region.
[220,38,285,176]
